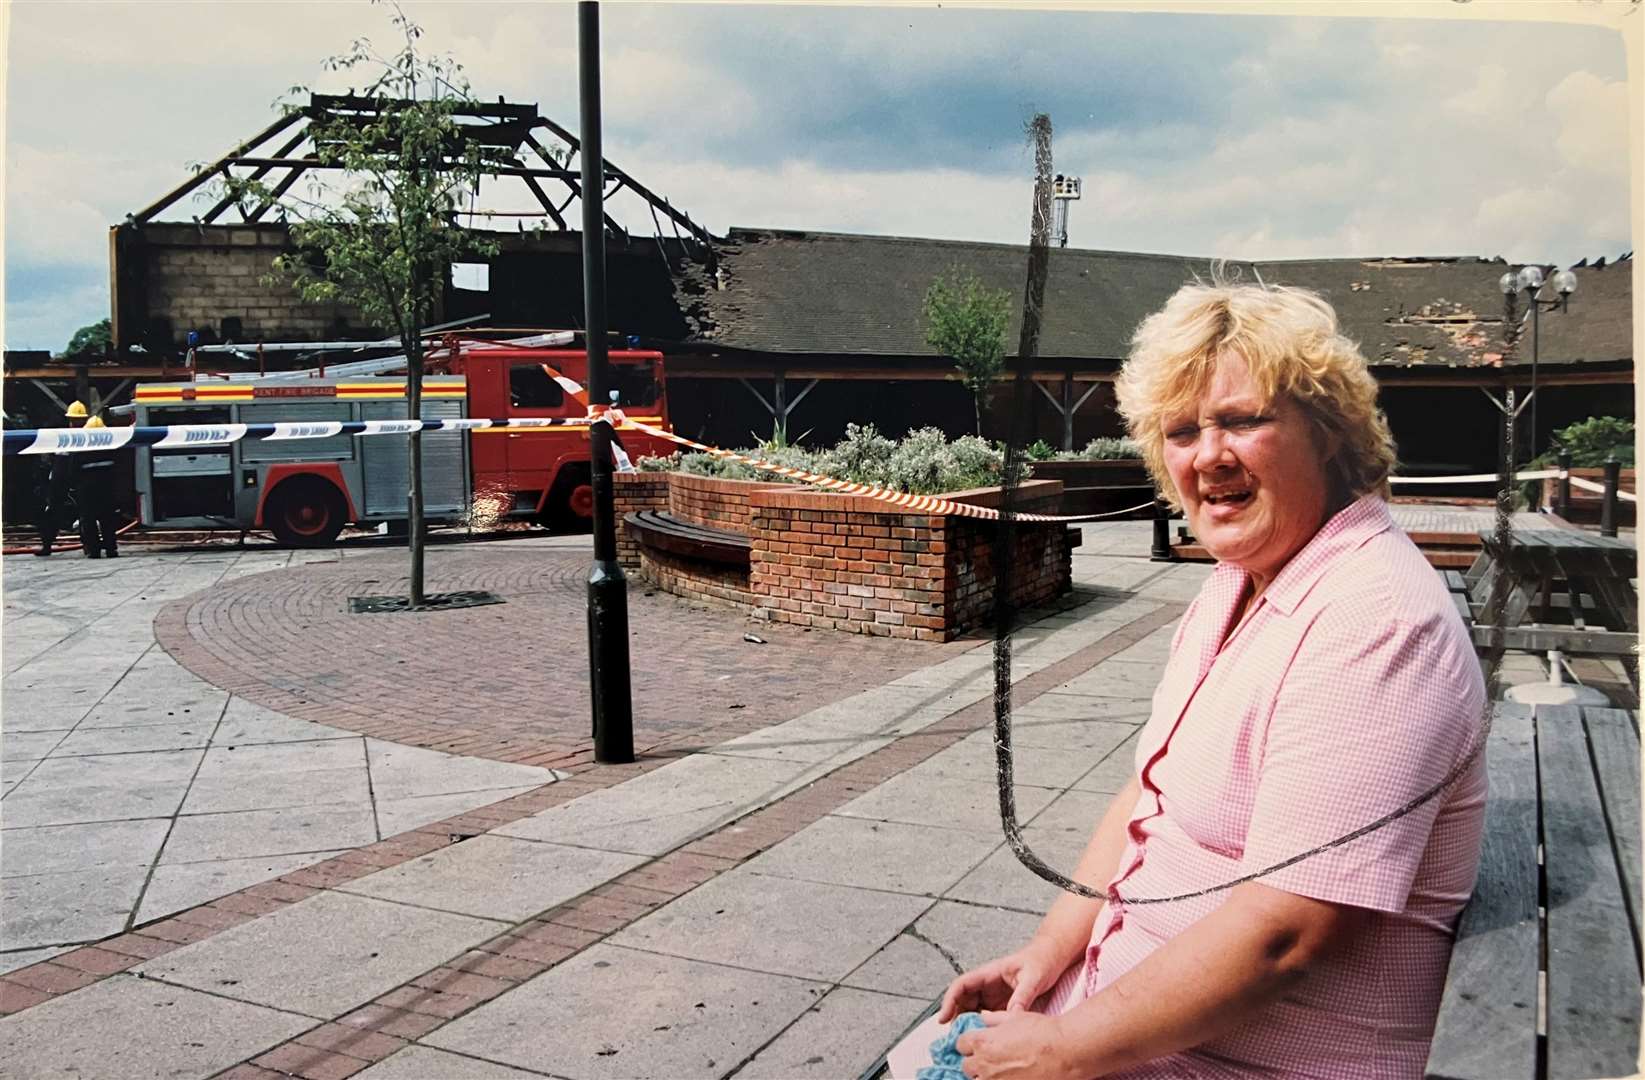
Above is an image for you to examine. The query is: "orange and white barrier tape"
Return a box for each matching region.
[599,410,1158,524]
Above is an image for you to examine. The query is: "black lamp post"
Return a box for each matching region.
[1498,264,1578,464]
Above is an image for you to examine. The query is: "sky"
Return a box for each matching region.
[2,1,1635,353]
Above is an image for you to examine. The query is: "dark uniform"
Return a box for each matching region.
[35,453,73,556]
[75,446,120,558]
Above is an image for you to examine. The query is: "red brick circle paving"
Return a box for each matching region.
[155,543,973,768]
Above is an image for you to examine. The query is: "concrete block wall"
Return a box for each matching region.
[138,224,370,346]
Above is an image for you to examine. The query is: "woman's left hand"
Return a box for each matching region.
[954,1010,1078,1080]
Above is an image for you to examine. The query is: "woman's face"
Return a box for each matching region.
[1161,352,1337,590]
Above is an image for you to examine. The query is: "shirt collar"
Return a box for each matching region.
[1207,494,1394,618]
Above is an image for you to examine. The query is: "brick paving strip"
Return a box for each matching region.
[1,597,1183,1080]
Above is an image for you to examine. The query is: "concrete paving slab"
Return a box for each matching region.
[0,945,70,975]
[611,869,931,982]
[1010,693,1151,726]
[786,685,980,738]
[1072,731,1141,795]
[742,815,999,897]
[0,730,69,761]
[356,1046,555,1079]
[0,690,97,730]
[496,754,815,857]
[49,720,217,757]
[2,864,152,948]
[194,737,367,778]
[180,764,371,815]
[913,730,1100,789]
[944,830,1087,916]
[373,786,541,837]
[364,739,557,802]
[1053,659,1164,699]
[840,930,959,1001]
[161,803,379,863]
[0,972,313,1080]
[709,712,896,766]
[1025,789,1116,835]
[137,890,506,1017]
[0,779,188,829]
[429,943,823,1080]
[1,756,41,784]
[0,818,170,877]
[75,688,230,728]
[212,699,357,746]
[136,850,349,923]
[730,985,930,1080]
[833,772,1057,835]
[339,834,647,922]
[12,746,203,787]
[911,900,1045,975]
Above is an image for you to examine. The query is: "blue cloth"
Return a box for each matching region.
[916,1012,987,1080]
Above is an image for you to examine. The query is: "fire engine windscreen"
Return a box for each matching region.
[609,359,660,408]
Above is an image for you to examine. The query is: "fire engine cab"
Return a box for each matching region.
[130,337,673,546]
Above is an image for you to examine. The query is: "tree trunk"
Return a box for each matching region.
[974,393,984,438]
[407,336,426,606]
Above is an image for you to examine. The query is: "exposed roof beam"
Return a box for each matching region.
[133,111,305,224]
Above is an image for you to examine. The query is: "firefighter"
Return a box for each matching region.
[35,401,86,557]
[75,414,121,559]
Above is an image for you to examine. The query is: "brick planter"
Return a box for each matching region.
[615,472,1076,641]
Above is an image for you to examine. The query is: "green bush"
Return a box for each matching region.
[1551,416,1634,467]
[1024,439,1058,462]
[634,424,1012,495]
[1063,436,1142,461]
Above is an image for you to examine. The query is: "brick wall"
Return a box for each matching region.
[613,473,671,570]
[748,480,1071,642]
[638,546,754,610]
[616,473,1074,641]
[665,472,787,531]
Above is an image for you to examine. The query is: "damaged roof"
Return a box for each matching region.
[687,228,1632,369]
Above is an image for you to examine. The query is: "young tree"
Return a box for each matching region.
[61,318,112,359]
[220,5,509,605]
[923,269,1012,435]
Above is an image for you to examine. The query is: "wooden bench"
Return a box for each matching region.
[1454,532,1638,693]
[1427,703,1641,1079]
[622,509,751,568]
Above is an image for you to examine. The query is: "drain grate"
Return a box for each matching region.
[348,590,505,614]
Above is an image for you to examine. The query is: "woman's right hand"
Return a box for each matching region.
[937,937,1067,1022]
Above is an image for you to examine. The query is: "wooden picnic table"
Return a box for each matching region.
[1428,703,1642,1079]
[1463,530,1638,668]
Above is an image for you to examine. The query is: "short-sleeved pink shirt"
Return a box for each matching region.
[1042,494,1488,1079]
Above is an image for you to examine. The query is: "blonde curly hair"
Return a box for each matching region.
[1114,276,1396,509]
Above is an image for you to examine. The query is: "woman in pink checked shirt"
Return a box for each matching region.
[894,279,1488,1080]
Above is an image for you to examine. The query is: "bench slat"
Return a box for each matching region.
[624,510,751,568]
[1537,704,1642,1078]
[1581,707,1642,963]
[1427,703,1539,1080]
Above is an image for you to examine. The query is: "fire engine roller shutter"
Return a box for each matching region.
[238,402,354,461]
[359,399,468,516]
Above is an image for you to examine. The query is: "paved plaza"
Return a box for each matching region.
[0,523,1216,1078]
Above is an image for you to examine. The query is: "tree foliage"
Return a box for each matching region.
[1552,415,1635,467]
[61,318,113,359]
[922,269,1011,435]
[215,2,511,602]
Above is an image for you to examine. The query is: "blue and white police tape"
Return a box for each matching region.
[1,416,603,456]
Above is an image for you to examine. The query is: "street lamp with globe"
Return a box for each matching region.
[1499,264,1577,464]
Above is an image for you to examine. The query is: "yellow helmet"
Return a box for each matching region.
[65,401,88,418]
[84,415,106,430]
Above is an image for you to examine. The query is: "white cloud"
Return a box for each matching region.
[1547,70,1630,177]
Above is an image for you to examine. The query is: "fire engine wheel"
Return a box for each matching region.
[267,479,347,548]
[567,483,595,519]
[544,467,595,533]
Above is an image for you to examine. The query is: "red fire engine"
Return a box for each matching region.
[130,337,673,546]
